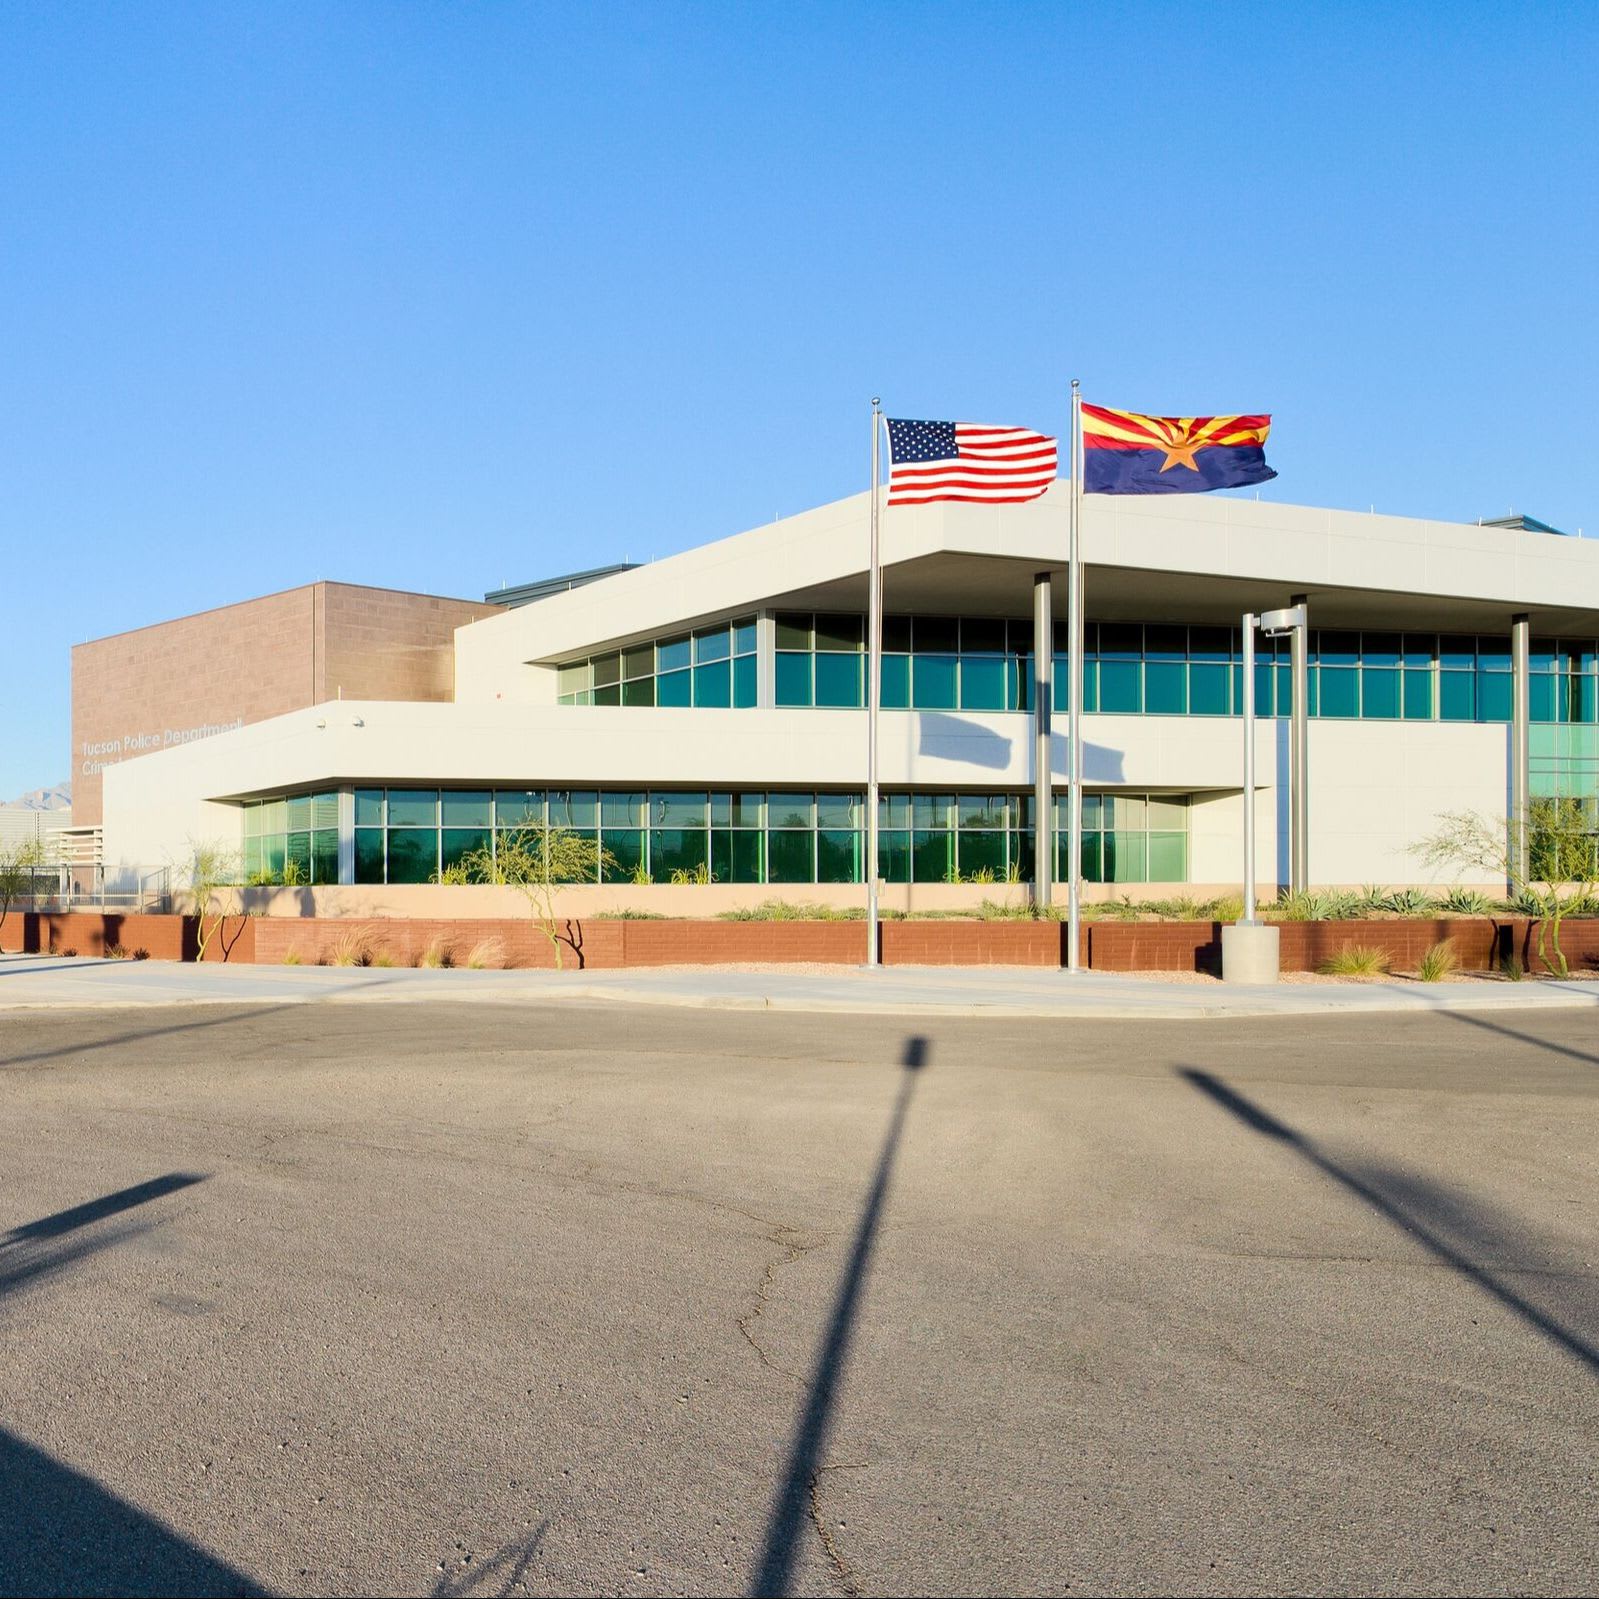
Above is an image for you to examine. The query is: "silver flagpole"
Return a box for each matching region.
[1066,381,1085,973]
[866,399,883,967]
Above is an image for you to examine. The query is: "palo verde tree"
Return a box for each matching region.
[181,841,242,961]
[452,825,614,969]
[0,836,52,950]
[1415,797,1599,978]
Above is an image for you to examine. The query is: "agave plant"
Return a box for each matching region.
[1440,885,1493,915]
[1381,887,1439,916]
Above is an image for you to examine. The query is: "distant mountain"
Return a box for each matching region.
[7,782,70,811]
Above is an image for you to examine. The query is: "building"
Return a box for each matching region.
[84,488,1599,911]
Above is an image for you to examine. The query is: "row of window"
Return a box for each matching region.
[556,616,758,707]
[341,787,1190,886]
[556,613,1599,723]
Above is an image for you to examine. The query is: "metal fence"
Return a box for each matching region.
[12,866,172,914]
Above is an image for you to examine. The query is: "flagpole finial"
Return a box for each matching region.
[872,395,881,409]
[1071,378,1080,394]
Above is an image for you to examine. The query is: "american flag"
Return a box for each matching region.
[885,418,1058,505]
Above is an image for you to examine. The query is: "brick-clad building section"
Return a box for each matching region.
[72,582,501,825]
[9,912,1599,972]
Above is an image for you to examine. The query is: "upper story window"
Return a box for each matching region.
[556,616,757,708]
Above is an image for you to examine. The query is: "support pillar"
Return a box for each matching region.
[1033,572,1054,909]
[755,610,777,709]
[337,786,356,886]
[1511,613,1531,886]
[1289,594,1310,893]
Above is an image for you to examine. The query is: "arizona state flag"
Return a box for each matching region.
[1082,403,1276,495]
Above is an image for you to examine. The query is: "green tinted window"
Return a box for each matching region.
[354,829,384,884]
[775,653,812,706]
[657,669,692,707]
[732,655,757,708]
[355,789,384,827]
[385,829,437,884]
[1144,661,1186,715]
[913,655,958,709]
[1361,670,1400,719]
[960,656,1007,710]
[388,790,437,827]
[880,655,911,709]
[693,660,732,706]
[815,653,863,707]
[767,830,813,881]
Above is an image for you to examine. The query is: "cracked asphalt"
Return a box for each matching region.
[2,1000,1597,1596]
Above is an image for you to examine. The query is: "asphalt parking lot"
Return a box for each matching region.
[2,1000,1596,1596]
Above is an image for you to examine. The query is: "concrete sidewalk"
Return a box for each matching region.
[3,952,1599,1018]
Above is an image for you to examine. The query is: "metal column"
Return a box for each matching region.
[1242,614,1258,920]
[1289,594,1310,894]
[1033,572,1054,910]
[1511,612,1531,885]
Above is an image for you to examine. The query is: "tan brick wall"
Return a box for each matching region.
[72,583,502,825]
[318,584,500,704]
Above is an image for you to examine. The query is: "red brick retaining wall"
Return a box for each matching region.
[7,912,1599,972]
[1,911,255,962]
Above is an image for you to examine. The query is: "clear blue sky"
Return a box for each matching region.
[3,2,1595,800]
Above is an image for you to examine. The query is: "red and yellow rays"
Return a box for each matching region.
[1082,404,1273,473]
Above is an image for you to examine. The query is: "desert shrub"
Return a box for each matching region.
[669,864,715,885]
[105,944,128,960]
[1417,941,1459,982]
[1319,944,1392,977]
[131,948,150,961]
[60,947,77,957]
[418,937,454,968]
[1440,886,1493,915]
[717,900,861,922]
[1500,951,1525,981]
[281,948,303,966]
[975,898,1040,921]
[1204,895,1246,923]
[465,936,506,970]
[371,949,396,967]
[594,908,667,920]
[330,930,371,967]
[432,862,474,885]
[1381,887,1439,916]
[630,863,653,885]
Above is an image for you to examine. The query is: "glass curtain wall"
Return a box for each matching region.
[346,787,1190,886]
[762,613,1599,725]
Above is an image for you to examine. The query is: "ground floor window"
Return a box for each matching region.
[332,787,1190,887]
[243,792,340,884]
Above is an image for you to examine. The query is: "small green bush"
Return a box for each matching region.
[594,908,667,920]
[1440,886,1493,915]
[718,899,863,922]
[281,948,303,966]
[1417,940,1459,982]
[1382,887,1439,916]
[1500,951,1525,981]
[1319,944,1392,977]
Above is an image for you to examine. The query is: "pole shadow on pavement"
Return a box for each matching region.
[750,1035,929,1597]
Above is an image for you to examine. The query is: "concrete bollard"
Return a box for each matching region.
[1222,922,1280,984]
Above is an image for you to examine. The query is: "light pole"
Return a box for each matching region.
[1222,604,1303,983]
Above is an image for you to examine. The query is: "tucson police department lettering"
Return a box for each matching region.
[80,718,243,775]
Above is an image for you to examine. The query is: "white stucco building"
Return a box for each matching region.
[92,486,1599,908]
